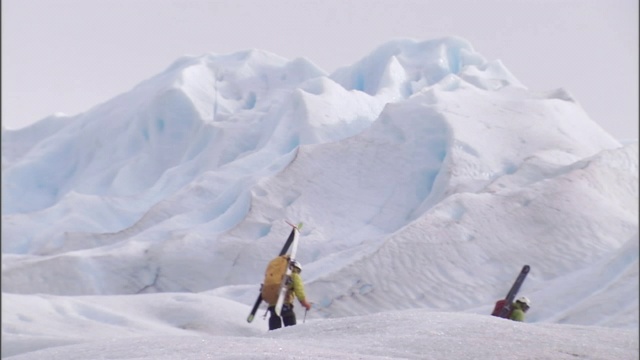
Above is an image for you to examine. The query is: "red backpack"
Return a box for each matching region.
[491,299,513,318]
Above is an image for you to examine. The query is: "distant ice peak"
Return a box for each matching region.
[329,36,524,97]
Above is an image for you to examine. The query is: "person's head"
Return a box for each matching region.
[516,296,531,312]
[290,259,302,274]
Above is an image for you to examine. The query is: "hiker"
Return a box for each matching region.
[491,296,531,322]
[509,296,531,322]
[267,259,312,330]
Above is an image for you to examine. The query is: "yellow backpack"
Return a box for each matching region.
[261,255,290,305]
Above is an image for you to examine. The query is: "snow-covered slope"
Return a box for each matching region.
[2,293,637,359]
[2,36,637,355]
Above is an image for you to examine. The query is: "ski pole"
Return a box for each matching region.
[303,309,308,323]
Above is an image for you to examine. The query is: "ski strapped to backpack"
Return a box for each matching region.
[246,221,303,323]
[492,264,530,319]
[273,226,300,316]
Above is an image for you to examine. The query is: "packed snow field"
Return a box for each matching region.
[3,294,637,359]
[2,37,638,358]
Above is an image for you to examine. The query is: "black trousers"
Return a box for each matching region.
[268,304,296,330]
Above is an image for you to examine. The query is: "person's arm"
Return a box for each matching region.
[291,273,311,310]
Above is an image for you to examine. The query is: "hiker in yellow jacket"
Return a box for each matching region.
[510,296,531,322]
[267,260,312,330]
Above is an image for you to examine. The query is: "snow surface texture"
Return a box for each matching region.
[2,36,638,359]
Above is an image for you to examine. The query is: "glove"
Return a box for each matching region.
[300,299,312,311]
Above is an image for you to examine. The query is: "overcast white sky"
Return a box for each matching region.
[2,0,638,139]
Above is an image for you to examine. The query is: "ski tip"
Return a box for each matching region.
[247,314,255,323]
[285,221,304,230]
